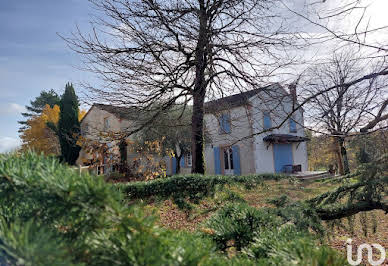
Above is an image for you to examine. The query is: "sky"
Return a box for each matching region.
[0,0,387,153]
[0,0,95,152]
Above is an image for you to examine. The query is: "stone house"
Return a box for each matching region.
[78,84,309,175]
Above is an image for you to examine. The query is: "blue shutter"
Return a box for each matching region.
[232,145,241,175]
[180,157,185,167]
[224,114,231,133]
[172,157,177,175]
[214,147,221,174]
[289,118,297,133]
[220,113,231,133]
[263,112,271,130]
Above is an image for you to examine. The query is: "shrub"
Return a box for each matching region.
[117,173,287,203]
[0,152,124,242]
[266,194,290,207]
[244,225,347,265]
[204,203,282,251]
[0,219,76,266]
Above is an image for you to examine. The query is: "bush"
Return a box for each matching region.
[244,225,347,265]
[0,219,76,266]
[117,173,287,202]
[204,203,282,251]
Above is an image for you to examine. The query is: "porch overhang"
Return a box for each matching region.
[263,134,310,144]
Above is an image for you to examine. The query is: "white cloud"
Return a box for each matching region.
[0,103,26,115]
[0,136,21,153]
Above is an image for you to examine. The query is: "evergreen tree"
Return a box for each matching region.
[356,147,371,164]
[18,89,60,132]
[58,83,81,165]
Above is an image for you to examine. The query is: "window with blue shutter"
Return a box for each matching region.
[289,118,297,133]
[263,112,271,130]
[232,145,241,175]
[172,157,177,174]
[180,157,185,167]
[214,147,221,174]
[219,113,231,134]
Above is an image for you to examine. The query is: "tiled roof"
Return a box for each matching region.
[93,104,139,120]
[204,85,274,113]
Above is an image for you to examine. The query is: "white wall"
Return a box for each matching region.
[249,84,308,173]
[204,105,255,175]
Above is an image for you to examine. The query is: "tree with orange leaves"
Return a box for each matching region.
[20,104,61,155]
[20,103,87,156]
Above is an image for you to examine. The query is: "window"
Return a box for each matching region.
[186,152,192,167]
[219,113,231,134]
[223,148,234,174]
[263,112,271,130]
[289,117,297,133]
[104,117,110,130]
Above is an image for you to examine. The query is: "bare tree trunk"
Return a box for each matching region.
[191,92,206,174]
[191,1,207,174]
[175,155,182,174]
[335,138,345,175]
[339,138,350,174]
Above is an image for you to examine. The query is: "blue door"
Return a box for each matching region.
[274,144,293,173]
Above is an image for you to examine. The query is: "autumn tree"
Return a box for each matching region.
[18,89,60,132]
[138,105,192,174]
[58,83,82,165]
[20,104,61,155]
[64,0,301,174]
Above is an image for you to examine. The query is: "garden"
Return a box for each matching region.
[0,152,386,265]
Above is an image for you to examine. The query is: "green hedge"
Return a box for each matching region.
[117,173,288,201]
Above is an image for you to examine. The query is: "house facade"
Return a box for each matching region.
[78,84,309,175]
[203,84,308,175]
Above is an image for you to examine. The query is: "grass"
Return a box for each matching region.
[145,177,387,265]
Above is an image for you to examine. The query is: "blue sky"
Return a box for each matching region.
[0,0,95,152]
[0,0,386,153]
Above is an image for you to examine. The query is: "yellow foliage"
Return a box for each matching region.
[308,135,337,171]
[20,104,60,155]
[78,109,87,121]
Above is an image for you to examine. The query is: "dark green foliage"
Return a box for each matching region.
[58,83,81,165]
[218,189,247,204]
[0,219,77,266]
[266,194,290,207]
[117,173,287,203]
[356,146,371,164]
[243,226,347,265]
[205,204,282,251]
[18,89,60,131]
[0,152,124,241]
[0,152,278,265]
[308,154,388,221]
[273,202,324,234]
[206,204,346,265]
[0,152,350,265]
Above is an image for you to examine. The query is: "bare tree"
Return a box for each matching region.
[302,51,388,174]
[63,0,302,173]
